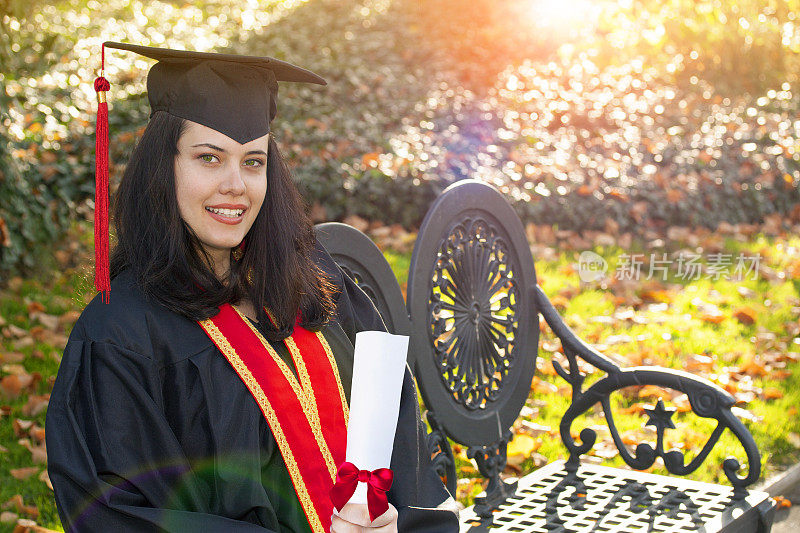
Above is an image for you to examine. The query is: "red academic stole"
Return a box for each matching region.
[198,304,348,533]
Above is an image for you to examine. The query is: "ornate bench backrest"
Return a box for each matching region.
[314,222,410,336]
[405,180,540,510]
[314,180,541,506]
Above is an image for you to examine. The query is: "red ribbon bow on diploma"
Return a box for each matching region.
[330,462,394,522]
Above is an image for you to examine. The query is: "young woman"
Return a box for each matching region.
[45,43,459,533]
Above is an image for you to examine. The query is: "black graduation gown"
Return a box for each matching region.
[45,241,459,532]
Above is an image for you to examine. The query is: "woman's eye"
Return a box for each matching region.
[243,159,265,168]
[199,154,219,163]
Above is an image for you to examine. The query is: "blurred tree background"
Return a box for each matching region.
[2,2,800,530]
[1,0,799,280]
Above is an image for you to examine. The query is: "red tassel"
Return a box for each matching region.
[94,45,111,304]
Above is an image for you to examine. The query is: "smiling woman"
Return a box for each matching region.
[174,122,269,282]
[44,42,459,533]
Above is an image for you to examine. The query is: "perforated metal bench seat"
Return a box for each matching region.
[459,460,775,532]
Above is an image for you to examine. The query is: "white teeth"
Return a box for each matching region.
[206,207,244,217]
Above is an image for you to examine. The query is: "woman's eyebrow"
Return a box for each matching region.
[192,142,226,151]
[191,143,266,156]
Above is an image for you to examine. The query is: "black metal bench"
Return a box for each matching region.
[314,179,776,532]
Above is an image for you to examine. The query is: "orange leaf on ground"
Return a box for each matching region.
[531,377,558,395]
[0,375,24,398]
[788,259,800,280]
[773,496,792,508]
[624,351,645,366]
[1,495,38,518]
[38,470,53,491]
[618,403,646,415]
[20,439,47,464]
[638,385,671,400]
[622,434,638,446]
[762,387,784,400]
[21,395,49,417]
[672,394,692,413]
[12,419,33,438]
[541,340,562,353]
[732,307,757,325]
[536,358,558,376]
[57,310,82,328]
[9,468,38,481]
[28,326,45,341]
[700,313,725,324]
[29,425,45,444]
[686,354,714,373]
[0,352,25,363]
[640,289,672,304]
[13,519,62,533]
[26,302,45,314]
[591,438,620,460]
[558,265,577,278]
[456,478,484,503]
[549,295,569,310]
[722,381,739,395]
[739,354,768,377]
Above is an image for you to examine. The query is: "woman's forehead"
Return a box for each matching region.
[180,120,270,151]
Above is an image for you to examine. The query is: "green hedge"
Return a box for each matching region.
[2,0,800,282]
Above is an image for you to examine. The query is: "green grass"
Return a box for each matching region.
[2,223,799,529]
[0,222,96,531]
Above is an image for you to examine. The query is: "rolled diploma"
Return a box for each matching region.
[344,330,409,505]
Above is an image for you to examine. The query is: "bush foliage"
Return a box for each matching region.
[1,0,799,280]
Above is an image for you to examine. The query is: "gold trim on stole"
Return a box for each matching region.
[231,306,339,479]
[198,319,326,533]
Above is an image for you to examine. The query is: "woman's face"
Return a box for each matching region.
[174,120,269,267]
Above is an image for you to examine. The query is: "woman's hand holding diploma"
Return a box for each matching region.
[331,502,398,532]
[330,330,408,533]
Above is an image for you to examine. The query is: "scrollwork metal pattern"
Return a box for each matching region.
[467,429,518,518]
[534,285,763,491]
[425,411,457,497]
[428,217,520,410]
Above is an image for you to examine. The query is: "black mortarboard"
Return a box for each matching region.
[103,41,326,143]
[92,42,326,303]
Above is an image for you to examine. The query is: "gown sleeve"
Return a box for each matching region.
[45,325,278,533]
[319,244,461,532]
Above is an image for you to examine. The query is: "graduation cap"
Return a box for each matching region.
[92,42,327,303]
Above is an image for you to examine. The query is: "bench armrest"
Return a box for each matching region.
[534,285,761,491]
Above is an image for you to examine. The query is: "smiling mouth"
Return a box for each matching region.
[205,206,245,218]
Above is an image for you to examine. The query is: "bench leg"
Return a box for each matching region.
[756,497,776,533]
[468,429,518,518]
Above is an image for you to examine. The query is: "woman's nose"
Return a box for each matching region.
[219,165,246,195]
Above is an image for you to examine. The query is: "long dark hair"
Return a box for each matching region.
[109,111,337,340]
